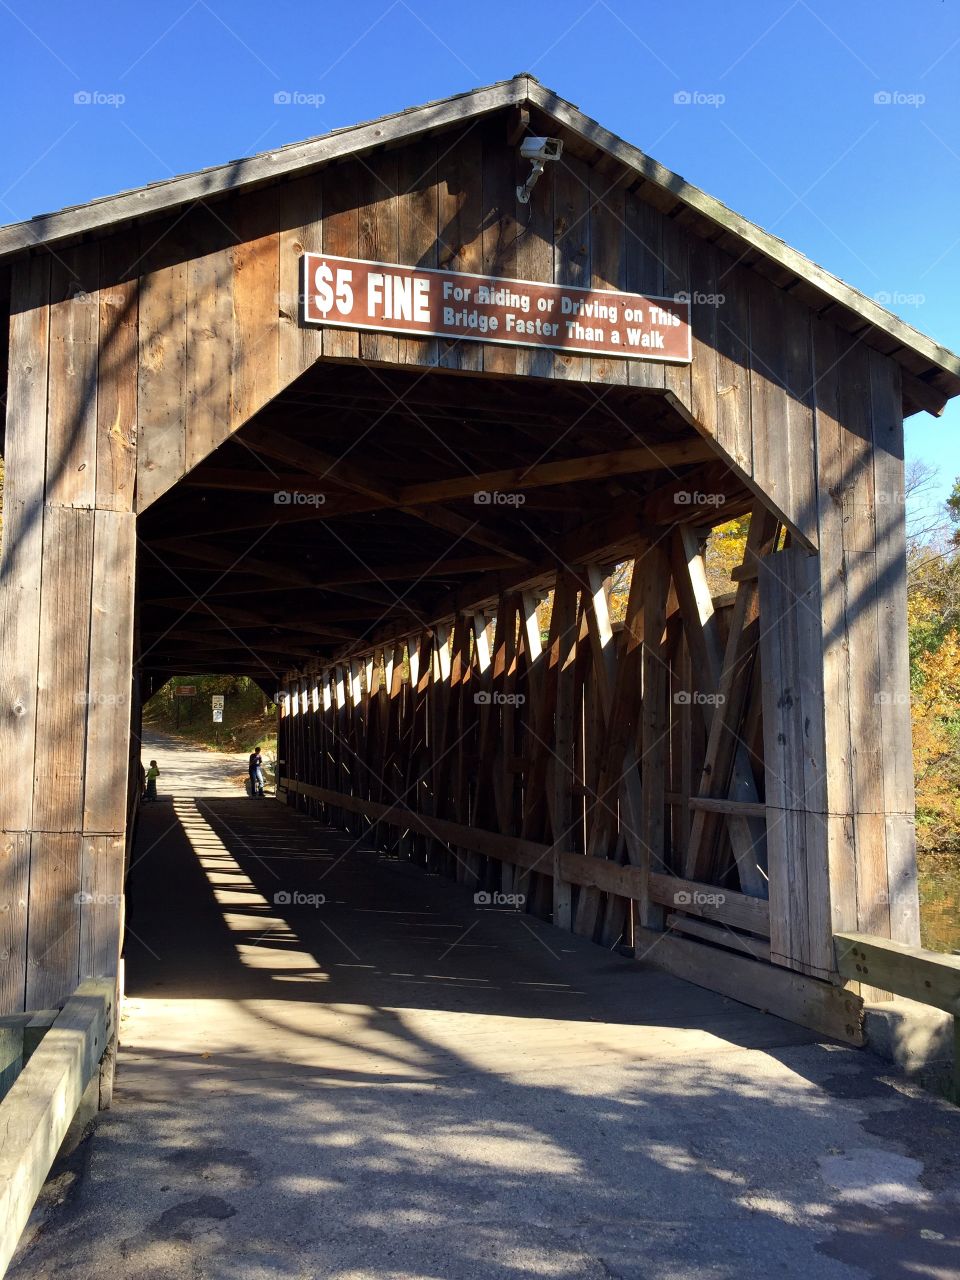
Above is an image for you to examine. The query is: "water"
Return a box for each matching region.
[918,853,960,953]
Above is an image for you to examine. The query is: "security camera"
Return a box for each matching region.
[520,136,563,163]
[517,136,563,204]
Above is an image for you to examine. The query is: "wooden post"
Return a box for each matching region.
[0,255,136,1015]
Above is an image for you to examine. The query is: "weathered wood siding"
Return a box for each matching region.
[122,119,820,550]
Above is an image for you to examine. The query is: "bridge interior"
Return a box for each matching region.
[135,361,735,682]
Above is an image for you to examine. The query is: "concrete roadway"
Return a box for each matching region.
[10,735,960,1279]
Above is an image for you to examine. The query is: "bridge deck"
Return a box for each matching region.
[10,741,960,1279]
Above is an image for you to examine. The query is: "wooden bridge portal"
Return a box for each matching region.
[2,75,959,1039]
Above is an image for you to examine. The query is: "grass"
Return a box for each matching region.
[143,679,278,762]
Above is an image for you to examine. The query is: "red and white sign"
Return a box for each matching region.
[300,253,692,363]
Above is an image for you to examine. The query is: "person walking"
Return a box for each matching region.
[144,760,160,802]
[248,746,265,797]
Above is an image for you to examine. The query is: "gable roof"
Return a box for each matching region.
[1,73,957,413]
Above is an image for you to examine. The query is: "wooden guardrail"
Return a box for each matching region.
[282,778,867,1044]
[835,932,960,1099]
[0,978,115,1277]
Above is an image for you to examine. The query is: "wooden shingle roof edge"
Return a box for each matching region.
[1,72,957,408]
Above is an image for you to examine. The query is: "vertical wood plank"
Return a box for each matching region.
[25,833,81,1008]
[514,132,555,380]
[322,161,361,361]
[397,136,440,367]
[869,349,919,945]
[0,255,50,836]
[137,223,187,511]
[624,194,665,392]
[759,547,832,976]
[230,186,280,429]
[359,151,400,366]
[96,231,139,511]
[552,153,591,382]
[82,511,136,833]
[32,506,95,835]
[437,126,483,373]
[714,255,753,475]
[589,169,628,387]
[838,338,890,940]
[639,543,670,928]
[279,171,324,382]
[79,834,125,980]
[811,321,857,938]
[661,216,692,408]
[481,119,520,378]
[689,237,718,438]
[185,212,235,471]
[0,833,29,1012]
[46,244,100,509]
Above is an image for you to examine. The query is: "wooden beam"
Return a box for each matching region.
[634,927,864,1046]
[140,554,513,606]
[901,370,949,418]
[834,932,960,1017]
[0,979,115,1276]
[684,507,779,886]
[245,425,400,505]
[147,538,315,586]
[181,467,335,492]
[153,605,360,641]
[398,439,715,506]
[284,776,652,902]
[671,525,768,895]
[245,426,532,563]
[648,871,769,934]
[665,913,771,962]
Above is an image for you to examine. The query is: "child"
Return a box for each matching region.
[144,760,160,802]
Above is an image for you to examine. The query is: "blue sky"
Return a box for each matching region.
[2,0,958,522]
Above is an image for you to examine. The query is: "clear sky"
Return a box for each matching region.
[2,0,958,520]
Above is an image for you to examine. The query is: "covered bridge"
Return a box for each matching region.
[2,73,959,1038]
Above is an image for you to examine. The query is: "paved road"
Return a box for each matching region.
[136,727,264,798]
[10,738,960,1279]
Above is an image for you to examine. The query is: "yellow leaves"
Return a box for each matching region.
[705,517,750,596]
[907,589,936,630]
[911,613,960,850]
[915,632,960,716]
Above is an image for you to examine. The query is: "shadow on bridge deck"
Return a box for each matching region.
[11,783,960,1280]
